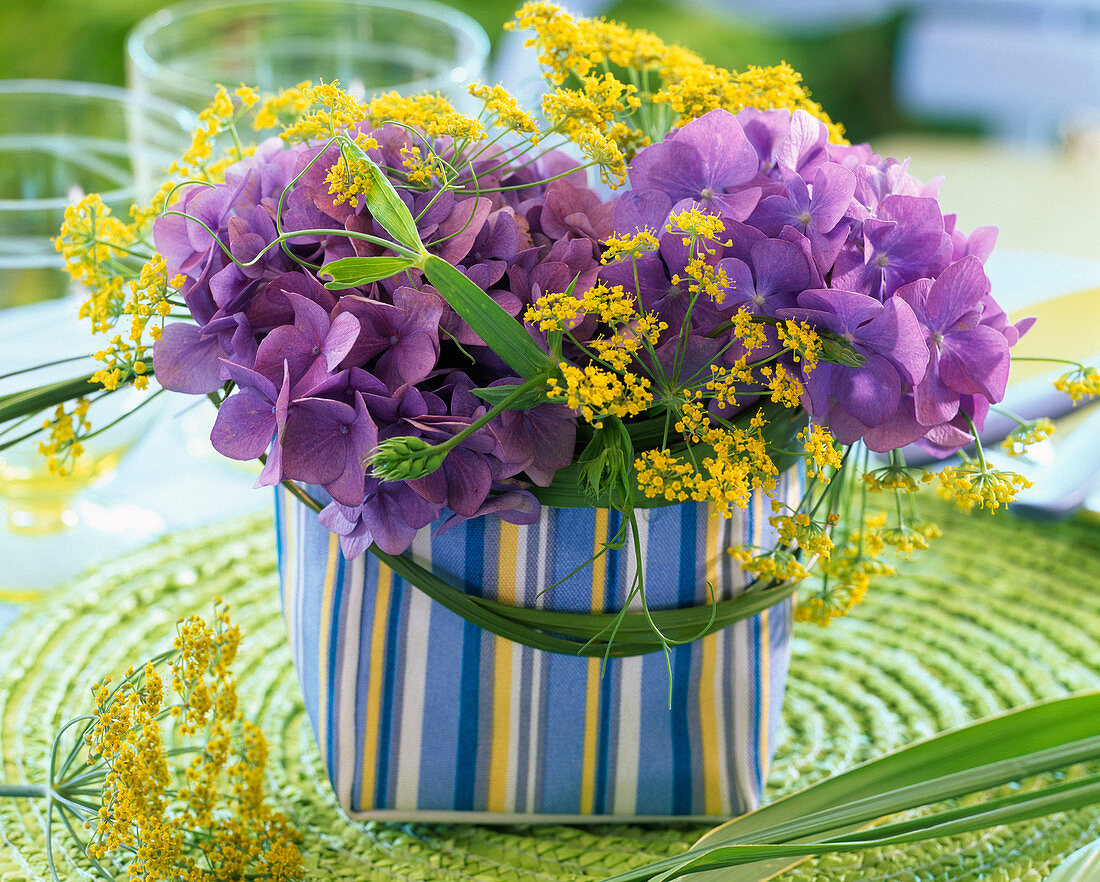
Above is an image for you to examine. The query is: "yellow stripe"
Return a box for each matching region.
[580,508,609,814]
[358,563,393,809]
[487,521,519,812]
[316,532,340,757]
[757,607,771,773]
[699,506,723,814]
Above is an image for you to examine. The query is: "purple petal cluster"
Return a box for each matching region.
[611,107,1026,454]
[154,124,614,556]
[156,109,1025,557]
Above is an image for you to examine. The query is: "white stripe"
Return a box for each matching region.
[612,655,641,814]
[612,517,646,815]
[713,626,732,813]
[730,617,755,809]
[393,530,433,809]
[525,647,542,813]
[625,509,649,611]
[334,554,364,808]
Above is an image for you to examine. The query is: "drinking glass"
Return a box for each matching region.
[127,0,490,114]
[0,81,191,545]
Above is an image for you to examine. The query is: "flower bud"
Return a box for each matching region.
[369,435,450,481]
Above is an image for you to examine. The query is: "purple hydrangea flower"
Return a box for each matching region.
[280,391,377,506]
[627,109,762,221]
[896,256,1010,426]
[778,288,928,433]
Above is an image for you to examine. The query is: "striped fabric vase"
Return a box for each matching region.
[276,473,800,822]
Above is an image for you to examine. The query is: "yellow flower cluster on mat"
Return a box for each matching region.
[509,2,844,142]
[546,362,652,428]
[37,398,91,476]
[931,461,1033,511]
[468,83,541,136]
[76,601,303,880]
[1053,364,1100,403]
[1001,417,1056,456]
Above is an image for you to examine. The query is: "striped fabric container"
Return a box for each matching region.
[275,473,799,823]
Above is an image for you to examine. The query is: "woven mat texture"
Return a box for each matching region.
[0,495,1098,881]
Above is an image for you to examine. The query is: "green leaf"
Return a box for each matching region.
[321,256,420,289]
[470,383,553,409]
[1046,839,1100,881]
[344,138,424,254]
[0,371,109,424]
[420,254,553,379]
[282,483,794,657]
[818,332,866,367]
[577,417,634,505]
[606,692,1100,881]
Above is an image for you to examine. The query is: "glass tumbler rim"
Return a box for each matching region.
[0,78,194,212]
[127,0,492,99]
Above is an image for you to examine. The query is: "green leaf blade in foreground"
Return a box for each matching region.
[421,255,553,379]
[321,256,420,289]
[605,691,1100,882]
[1046,839,1100,881]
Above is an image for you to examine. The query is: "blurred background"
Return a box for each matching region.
[2,0,1096,254]
[3,0,1098,144]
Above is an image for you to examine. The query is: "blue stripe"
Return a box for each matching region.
[325,553,346,772]
[670,504,695,814]
[593,509,621,814]
[273,488,284,593]
[374,573,405,806]
[454,518,485,810]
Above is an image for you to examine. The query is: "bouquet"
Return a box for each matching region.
[10,1,1096,644]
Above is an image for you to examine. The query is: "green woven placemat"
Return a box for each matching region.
[1,496,1098,880]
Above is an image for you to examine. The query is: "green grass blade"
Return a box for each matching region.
[368,543,794,657]
[606,692,1100,882]
[645,775,1100,881]
[0,372,106,423]
[420,255,553,379]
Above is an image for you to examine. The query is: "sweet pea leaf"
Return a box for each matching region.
[321,256,420,289]
[470,384,553,409]
[421,254,553,379]
[343,138,424,254]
